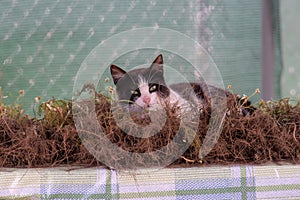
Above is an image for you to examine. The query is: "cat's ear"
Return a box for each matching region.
[110,64,127,85]
[150,54,163,72]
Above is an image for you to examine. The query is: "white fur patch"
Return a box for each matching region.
[134,76,161,109]
[132,76,201,115]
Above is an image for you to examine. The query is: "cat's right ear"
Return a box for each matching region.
[110,65,127,85]
[150,54,163,73]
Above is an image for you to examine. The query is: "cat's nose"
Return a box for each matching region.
[143,96,151,105]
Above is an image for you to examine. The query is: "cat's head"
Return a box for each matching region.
[110,54,170,110]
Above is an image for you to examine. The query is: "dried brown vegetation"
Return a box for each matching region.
[0,89,299,169]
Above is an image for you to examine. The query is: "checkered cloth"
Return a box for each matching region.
[1,165,299,199]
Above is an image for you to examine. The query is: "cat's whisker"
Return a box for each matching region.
[118,99,135,104]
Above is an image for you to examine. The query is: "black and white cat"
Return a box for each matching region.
[110,54,253,117]
[111,54,201,113]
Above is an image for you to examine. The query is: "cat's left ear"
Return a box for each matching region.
[110,64,127,85]
[150,54,163,72]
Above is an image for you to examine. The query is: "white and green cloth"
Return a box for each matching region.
[1,165,299,199]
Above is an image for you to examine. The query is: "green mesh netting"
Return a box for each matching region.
[0,0,284,115]
[280,0,300,100]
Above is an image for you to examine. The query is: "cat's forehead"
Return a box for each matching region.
[127,67,149,76]
[126,67,150,81]
[116,68,146,88]
[137,75,148,86]
[118,65,163,87]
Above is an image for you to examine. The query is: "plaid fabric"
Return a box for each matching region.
[0,165,299,199]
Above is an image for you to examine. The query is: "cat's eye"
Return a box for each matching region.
[149,84,158,92]
[131,90,139,95]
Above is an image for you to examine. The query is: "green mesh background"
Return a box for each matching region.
[0,0,287,115]
[280,0,300,100]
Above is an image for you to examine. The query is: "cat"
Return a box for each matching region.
[110,55,198,113]
[110,54,254,119]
